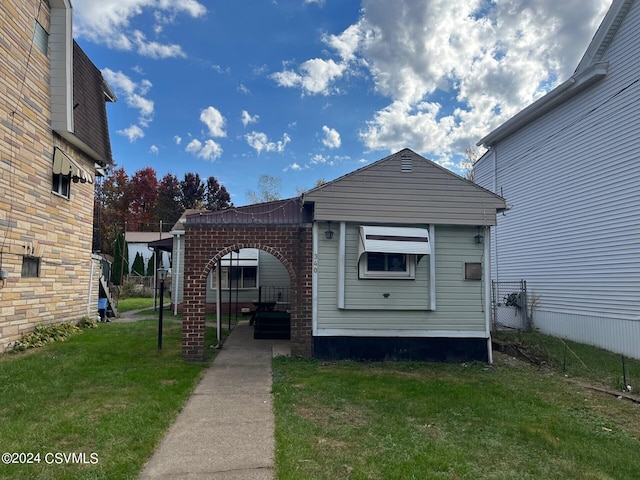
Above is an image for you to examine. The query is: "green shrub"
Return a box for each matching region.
[10,320,94,352]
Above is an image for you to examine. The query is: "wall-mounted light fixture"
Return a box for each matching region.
[474,226,484,244]
[325,221,334,240]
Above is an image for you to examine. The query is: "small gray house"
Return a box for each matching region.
[180,149,506,362]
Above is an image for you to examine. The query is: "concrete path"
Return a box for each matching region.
[139,320,290,479]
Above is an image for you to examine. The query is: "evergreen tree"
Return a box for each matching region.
[111,232,129,285]
[132,252,145,276]
[146,256,154,277]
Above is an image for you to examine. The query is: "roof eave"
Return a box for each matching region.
[477,62,608,148]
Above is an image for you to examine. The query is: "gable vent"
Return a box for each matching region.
[401,155,412,172]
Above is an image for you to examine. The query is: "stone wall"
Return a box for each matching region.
[0,0,99,351]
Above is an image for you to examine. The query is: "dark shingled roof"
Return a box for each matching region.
[72,41,114,166]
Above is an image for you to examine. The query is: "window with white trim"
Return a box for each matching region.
[52,172,71,198]
[211,266,258,289]
[359,253,416,279]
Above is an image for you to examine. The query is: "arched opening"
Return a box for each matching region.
[204,245,295,345]
[181,224,312,361]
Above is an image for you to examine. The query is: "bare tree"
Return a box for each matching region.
[461,145,481,182]
[246,174,282,204]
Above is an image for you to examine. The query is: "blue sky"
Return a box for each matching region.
[72,0,611,205]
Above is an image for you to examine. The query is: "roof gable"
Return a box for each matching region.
[303,149,505,226]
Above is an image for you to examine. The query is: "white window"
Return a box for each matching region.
[33,21,48,56]
[52,172,71,198]
[359,253,416,279]
[211,266,258,289]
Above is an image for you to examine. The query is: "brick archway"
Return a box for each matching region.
[182,224,312,361]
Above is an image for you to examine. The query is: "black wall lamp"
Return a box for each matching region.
[474,226,484,244]
[325,221,334,240]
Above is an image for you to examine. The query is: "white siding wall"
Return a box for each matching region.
[474,0,640,358]
[315,224,487,336]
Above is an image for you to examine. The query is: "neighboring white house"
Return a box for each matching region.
[125,232,171,274]
[474,0,640,358]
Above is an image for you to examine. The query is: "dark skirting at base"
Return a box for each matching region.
[313,336,489,363]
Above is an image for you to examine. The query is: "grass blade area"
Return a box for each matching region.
[273,355,640,479]
[0,320,216,480]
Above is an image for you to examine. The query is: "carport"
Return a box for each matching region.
[180,199,314,361]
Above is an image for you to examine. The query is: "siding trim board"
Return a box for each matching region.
[316,329,490,338]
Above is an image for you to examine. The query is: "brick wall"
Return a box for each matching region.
[0,0,100,351]
[182,224,313,360]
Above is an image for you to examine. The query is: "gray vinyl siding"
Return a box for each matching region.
[473,0,640,357]
[171,234,185,305]
[257,251,290,287]
[316,224,487,334]
[304,150,505,226]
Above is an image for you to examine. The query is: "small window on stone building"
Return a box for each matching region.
[33,21,49,56]
[22,256,41,278]
[465,262,482,280]
[52,172,71,198]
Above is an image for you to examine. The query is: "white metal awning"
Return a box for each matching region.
[52,147,93,183]
[219,248,259,267]
[358,226,430,258]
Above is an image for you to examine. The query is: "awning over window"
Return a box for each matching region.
[358,226,430,258]
[219,248,259,267]
[52,147,93,183]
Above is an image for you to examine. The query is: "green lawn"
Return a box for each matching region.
[0,319,218,480]
[273,346,640,479]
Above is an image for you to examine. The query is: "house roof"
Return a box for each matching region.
[477,0,632,148]
[303,149,505,226]
[71,41,115,166]
[171,209,209,232]
[184,199,312,226]
[125,232,173,243]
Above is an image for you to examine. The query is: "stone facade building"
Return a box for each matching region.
[0,0,115,351]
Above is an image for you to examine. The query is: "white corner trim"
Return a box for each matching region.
[429,225,436,310]
[338,221,346,309]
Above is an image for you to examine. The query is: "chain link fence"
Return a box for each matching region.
[491,280,530,332]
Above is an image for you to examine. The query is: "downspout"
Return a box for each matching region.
[492,147,500,284]
[484,226,493,364]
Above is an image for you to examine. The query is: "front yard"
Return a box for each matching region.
[273,340,640,479]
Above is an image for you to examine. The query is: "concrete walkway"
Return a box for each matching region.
[139,320,290,479]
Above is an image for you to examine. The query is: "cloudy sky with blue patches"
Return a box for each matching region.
[73,0,611,204]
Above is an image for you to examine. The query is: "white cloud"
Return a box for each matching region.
[174,135,182,145]
[310,154,330,165]
[286,162,303,171]
[102,68,154,138]
[238,84,251,95]
[72,0,206,57]
[241,110,259,127]
[245,131,291,155]
[118,124,144,142]
[271,0,609,165]
[200,106,227,137]
[271,58,346,95]
[131,30,186,59]
[321,125,341,149]
[149,145,159,154]
[198,139,223,161]
[186,138,202,154]
[185,138,223,161]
